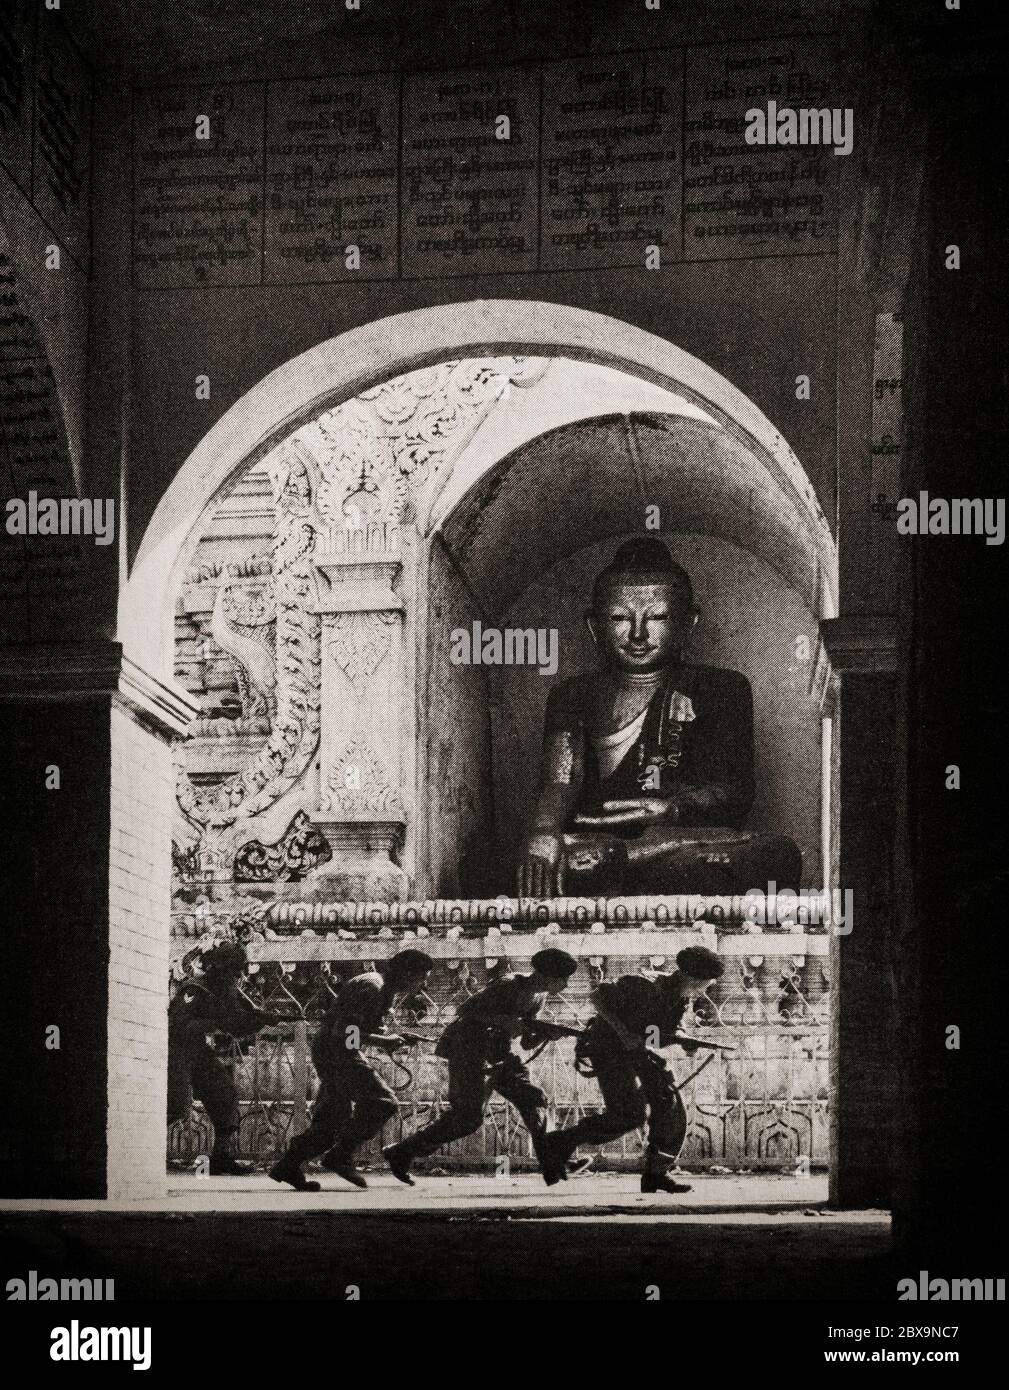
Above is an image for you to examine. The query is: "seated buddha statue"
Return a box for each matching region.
[516,537,802,897]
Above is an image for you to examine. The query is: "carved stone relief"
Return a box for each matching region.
[233,809,332,882]
[322,736,404,817]
[327,610,396,699]
[173,357,533,892]
[176,446,321,833]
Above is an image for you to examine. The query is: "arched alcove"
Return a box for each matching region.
[120,299,836,681]
[113,302,840,1190]
[152,337,835,904]
[427,402,831,898]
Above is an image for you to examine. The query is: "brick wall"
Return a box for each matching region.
[107,703,174,1200]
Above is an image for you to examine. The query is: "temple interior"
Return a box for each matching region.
[0,0,1002,1283]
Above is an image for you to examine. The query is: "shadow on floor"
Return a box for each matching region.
[0,1201,893,1300]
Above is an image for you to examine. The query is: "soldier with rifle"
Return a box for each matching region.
[383,947,579,1187]
[539,945,726,1194]
[270,948,434,1192]
[167,940,285,1176]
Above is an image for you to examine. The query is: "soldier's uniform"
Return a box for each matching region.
[282,972,400,1175]
[565,974,690,1168]
[167,974,277,1166]
[385,959,575,1180]
[539,955,726,1193]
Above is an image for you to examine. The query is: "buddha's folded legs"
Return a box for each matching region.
[563,826,802,894]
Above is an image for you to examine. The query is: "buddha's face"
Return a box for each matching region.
[588,580,696,673]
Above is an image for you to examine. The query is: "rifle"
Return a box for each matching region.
[384,1029,433,1048]
[519,1019,584,1062]
[669,1033,736,1053]
[382,1030,434,1091]
[653,1034,736,1091]
[525,1020,585,1042]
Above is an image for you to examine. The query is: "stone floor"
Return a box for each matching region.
[0,1174,893,1299]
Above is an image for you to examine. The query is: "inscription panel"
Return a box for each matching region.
[0,538,30,641]
[133,83,265,288]
[264,74,398,283]
[32,17,91,267]
[1,356,69,497]
[0,351,82,642]
[541,50,683,271]
[868,311,903,592]
[0,250,39,362]
[684,39,838,259]
[0,0,34,195]
[400,67,538,278]
[129,41,841,286]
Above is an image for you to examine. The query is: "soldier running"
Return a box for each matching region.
[167,941,282,1175]
[538,945,724,1194]
[383,947,579,1187]
[270,949,434,1192]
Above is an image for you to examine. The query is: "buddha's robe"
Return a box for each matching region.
[540,666,802,893]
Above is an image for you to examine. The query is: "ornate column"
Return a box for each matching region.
[293,356,540,899]
[311,541,409,899]
[171,358,542,903]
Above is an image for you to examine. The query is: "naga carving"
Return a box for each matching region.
[210,581,277,718]
[177,446,322,832]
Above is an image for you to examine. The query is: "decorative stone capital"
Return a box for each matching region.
[0,641,199,737]
[313,551,403,614]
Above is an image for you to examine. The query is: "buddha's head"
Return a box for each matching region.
[587,537,698,674]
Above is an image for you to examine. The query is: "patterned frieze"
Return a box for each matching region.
[261,892,836,931]
[245,931,829,964]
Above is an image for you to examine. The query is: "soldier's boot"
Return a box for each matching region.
[536,1130,574,1186]
[640,1170,692,1195]
[383,1142,415,1186]
[269,1156,322,1192]
[209,1155,255,1176]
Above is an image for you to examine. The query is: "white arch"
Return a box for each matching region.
[121,300,837,677]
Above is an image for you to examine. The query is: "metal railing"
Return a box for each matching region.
[168,951,828,1172]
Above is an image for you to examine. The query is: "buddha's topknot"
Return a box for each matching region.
[592,537,694,608]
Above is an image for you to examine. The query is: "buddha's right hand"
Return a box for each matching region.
[517,831,565,898]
